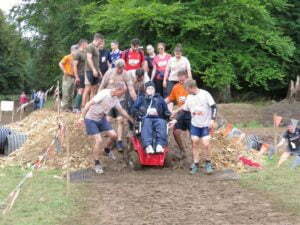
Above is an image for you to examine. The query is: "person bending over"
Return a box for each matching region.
[79,83,133,174]
[132,82,170,154]
[277,122,300,168]
[165,69,190,159]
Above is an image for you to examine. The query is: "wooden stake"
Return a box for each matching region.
[2,188,20,215]
[66,124,70,196]
[57,80,61,115]
[273,114,278,154]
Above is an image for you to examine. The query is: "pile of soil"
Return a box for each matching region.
[1,109,260,172]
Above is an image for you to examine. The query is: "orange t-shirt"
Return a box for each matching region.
[60,54,74,76]
[167,83,188,106]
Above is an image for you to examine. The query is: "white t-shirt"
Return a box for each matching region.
[85,89,121,121]
[183,89,215,128]
[167,56,191,81]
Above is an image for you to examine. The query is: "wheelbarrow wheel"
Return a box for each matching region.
[128,150,142,170]
[164,151,178,168]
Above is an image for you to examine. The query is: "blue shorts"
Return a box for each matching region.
[84,117,112,135]
[190,126,210,138]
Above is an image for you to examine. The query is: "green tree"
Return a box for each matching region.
[82,0,295,99]
[0,10,30,94]
[11,0,93,89]
[275,0,300,81]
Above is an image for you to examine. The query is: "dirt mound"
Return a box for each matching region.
[219,102,300,127]
[1,109,259,172]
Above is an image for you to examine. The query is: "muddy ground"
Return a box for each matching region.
[69,169,300,225]
[68,102,300,225]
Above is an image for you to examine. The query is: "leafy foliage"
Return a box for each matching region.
[0,0,299,99]
[83,0,295,92]
[10,0,93,90]
[0,11,30,94]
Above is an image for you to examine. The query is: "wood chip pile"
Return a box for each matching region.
[1,110,261,172]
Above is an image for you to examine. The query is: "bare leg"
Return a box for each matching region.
[92,134,102,161]
[82,85,91,107]
[103,130,118,149]
[90,85,98,99]
[191,136,201,163]
[201,136,212,161]
[277,151,291,168]
[173,128,185,156]
[116,116,124,142]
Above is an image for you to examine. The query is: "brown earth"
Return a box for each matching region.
[3,102,300,225]
[68,101,300,225]
[69,169,300,225]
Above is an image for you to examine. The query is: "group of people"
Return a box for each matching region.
[59,33,216,174]
[19,90,45,110]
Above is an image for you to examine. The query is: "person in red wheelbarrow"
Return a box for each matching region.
[132,81,170,154]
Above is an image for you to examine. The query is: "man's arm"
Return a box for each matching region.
[98,70,110,91]
[58,58,66,74]
[186,59,192,78]
[115,104,134,123]
[87,52,98,77]
[81,100,94,119]
[73,60,80,83]
[151,67,156,81]
[163,62,170,87]
[276,138,286,148]
[128,84,137,101]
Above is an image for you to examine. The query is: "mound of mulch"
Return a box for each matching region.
[1,109,260,173]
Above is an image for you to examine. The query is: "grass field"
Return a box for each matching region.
[0,167,81,225]
[240,156,300,216]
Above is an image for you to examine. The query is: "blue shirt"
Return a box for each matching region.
[110,49,122,68]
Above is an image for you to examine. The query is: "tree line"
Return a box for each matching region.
[0,0,299,100]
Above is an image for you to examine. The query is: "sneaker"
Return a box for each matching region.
[116,141,124,152]
[94,164,104,174]
[204,161,214,174]
[190,163,199,175]
[146,145,154,154]
[156,145,164,153]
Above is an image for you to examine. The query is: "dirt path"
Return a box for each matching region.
[70,169,299,225]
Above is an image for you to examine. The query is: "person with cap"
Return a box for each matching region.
[277,120,300,168]
[59,44,78,111]
[132,81,170,154]
[98,59,137,151]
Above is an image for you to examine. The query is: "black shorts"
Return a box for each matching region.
[85,70,100,86]
[77,74,85,89]
[175,111,191,131]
